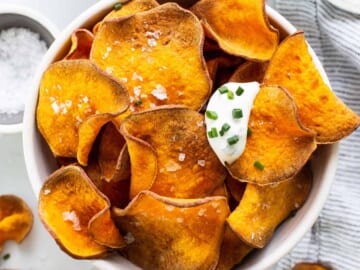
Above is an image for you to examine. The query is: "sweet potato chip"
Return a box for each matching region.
[98,122,130,182]
[38,165,125,258]
[293,262,331,270]
[37,59,129,160]
[0,195,33,252]
[113,191,229,270]
[227,165,312,248]
[191,0,279,61]
[228,85,317,185]
[91,3,211,112]
[120,106,227,198]
[264,31,360,143]
[229,61,268,83]
[78,112,122,166]
[216,225,253,270]
[65,29,94,60]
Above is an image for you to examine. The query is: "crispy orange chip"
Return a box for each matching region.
[216,225,253,270]
[65,29,94,60]
[91,3,211,112]
[264,31,360,143]
[38,165,125,258]
[120,106,227,199]
[113,191,229,270]
[0,195,33,252]
[293,262,331,270]
[229,61,268,83]
[98,122,129,182]
[227,166,312,248]
[37,59,129,160]
[191,0,279,61]
[228,85,317,185]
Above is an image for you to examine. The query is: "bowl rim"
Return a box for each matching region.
[22,1,339,270]
[0,4,59,134]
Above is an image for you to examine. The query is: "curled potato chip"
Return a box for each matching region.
[38,165,125,258]
[37,59,129,160]
[91,3,211,112]
[0,195,33,252]
[65,29,94,60]
[229,61,268,83]
[228,85,317,185]
[293,262,331,270]
[264,31,360,143]
[227,165,312,248]
[120,106,227,198]
[191,0,279,61]
[216,225,253,270]
[113,191,230,270]
[98,122,129,182]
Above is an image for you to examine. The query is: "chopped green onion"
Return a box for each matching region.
[247,128,252,137]
[113,2,123,10]
[227,90,234,100]
[205,110,218,120]
[3,253,10,260]
[236,86,244,96]
[134,99,142,106]
[208,127,218,138]
[227,135,239,145]
[254,161,264,170]
[218,86,229,94]
[219,123,231,136]
[232,108,243,119]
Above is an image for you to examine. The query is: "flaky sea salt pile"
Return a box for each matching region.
[0,27,47,116]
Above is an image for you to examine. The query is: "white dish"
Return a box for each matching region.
[0,4,59,134]
[22,1,339,269]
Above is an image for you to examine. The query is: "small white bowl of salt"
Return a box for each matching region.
[0,5,58,133]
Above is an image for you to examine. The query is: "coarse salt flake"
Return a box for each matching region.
[62,210,81,231]
[0,27,47,116]
[151,84,167,100]
[178,153,186,162]
[197,160,206,167]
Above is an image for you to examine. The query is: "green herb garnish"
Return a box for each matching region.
[2,254,10,261]
[254,161,265,170]
[219,123,231,136]
[227,135,239,145]
[113,2,122,10]
[208,127,218,138]
[205,110,218,120]
[134,99,142,106]
[236,86,244,96]
[232,108,243,119]
[247,128,252,137]
[227,90,234,100]
[218,86,229,94]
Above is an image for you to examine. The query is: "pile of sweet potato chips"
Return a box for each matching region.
[36,0,360,269]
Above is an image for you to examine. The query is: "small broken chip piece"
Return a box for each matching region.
[38,165,125,258]
[0,195,33,252]
[113,190,230,270]
[64,29,94,60]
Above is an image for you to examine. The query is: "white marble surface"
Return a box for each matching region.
[0,0,99,269]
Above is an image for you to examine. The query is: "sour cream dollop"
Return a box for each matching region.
[205,82,260,165]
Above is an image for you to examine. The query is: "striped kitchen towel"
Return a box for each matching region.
[265,0,360,269]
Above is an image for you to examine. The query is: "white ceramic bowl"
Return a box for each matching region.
[23,1,339,269]
[0,4,59,134]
